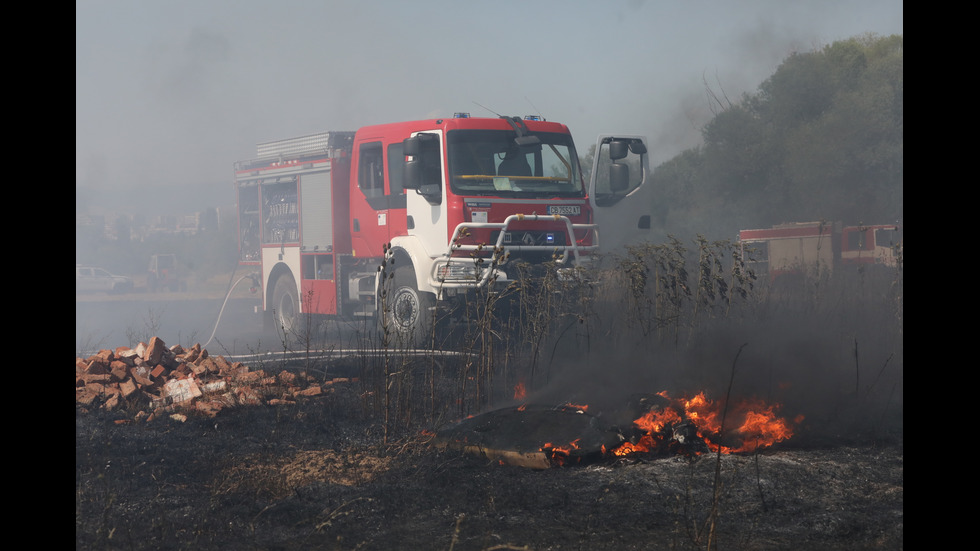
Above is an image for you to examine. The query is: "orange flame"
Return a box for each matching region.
[611,391,800,457]
[513,381,527,401]
[543,438,582,466]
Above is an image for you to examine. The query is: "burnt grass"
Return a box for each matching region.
[76,376,902,550]
[77,265,903,550]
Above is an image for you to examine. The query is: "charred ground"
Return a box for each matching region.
[76,363,902,551]
[77,259,903,550]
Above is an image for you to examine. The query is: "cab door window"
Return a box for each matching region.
[387,142,407,208]
[358,142,385,199]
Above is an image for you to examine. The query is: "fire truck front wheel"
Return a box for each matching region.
[383,266,435,345]
[271,273,301,340]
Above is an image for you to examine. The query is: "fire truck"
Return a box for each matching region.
[737,221,902,280]
[235,114,652,342]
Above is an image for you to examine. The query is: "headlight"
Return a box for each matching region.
[436,262,481,282]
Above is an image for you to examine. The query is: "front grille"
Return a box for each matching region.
[490,230,568,248]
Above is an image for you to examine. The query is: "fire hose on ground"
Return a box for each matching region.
[203,271,260,349]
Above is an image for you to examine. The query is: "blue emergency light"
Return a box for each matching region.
[524,115,543,121]
[454,112,471,118]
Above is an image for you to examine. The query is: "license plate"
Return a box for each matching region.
[548,205,580,216]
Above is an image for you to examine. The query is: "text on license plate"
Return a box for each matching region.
[548,205,580,215]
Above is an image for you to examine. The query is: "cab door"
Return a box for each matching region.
[588,135,653,254]
[403,131,448,251]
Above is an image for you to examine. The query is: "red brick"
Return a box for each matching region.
[201,380,228,394]
[268,398,297,406]
[133,373,157,390]
[76,387,99,407]
[85,360,109,375]
[188,362,207,377]
[198,357,219,374]
[162,377,202,404]
[144,337,167,365]
[79,373,112,385]
[179,343,201,363]
[110,362,131,382]
[236,369,266,384]
[295,385,323,397]
[235,386,262,406]
[119,378,138,399]
[212,355,232,372]
[115,348,140,366]
[104,393,121,411]
[194,399,228,418]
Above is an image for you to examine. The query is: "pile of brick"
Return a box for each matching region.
[75,336,348,422]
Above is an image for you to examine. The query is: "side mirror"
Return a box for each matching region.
[402,135,432,190]
[609,162,629,192]
[404,157,422,190]
[403,135,422,157]
[609,140,629,161]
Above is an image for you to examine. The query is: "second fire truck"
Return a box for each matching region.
[738,221,902,281]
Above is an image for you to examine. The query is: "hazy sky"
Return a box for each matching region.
[76,0,902,210]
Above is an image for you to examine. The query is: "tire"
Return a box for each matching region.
[271,273,301,340]
[381,265,435,346]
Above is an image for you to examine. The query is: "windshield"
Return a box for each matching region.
[447,129,583,197]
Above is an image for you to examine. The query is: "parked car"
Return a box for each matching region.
[76,265,133,294]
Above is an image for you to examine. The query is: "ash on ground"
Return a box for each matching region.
[76,380,902,551]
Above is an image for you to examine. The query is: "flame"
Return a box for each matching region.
[611,391,800,457]
[513,381,527,401]
[543,438,582,466]
[612,405,683,456]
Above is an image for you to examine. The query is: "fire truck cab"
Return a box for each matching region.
[235,114,652,343]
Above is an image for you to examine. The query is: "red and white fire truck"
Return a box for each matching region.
[235,114,652,342]
[737,221,902,280]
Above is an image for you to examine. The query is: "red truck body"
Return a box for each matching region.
[235,114,652,341]
[738,221,902,280]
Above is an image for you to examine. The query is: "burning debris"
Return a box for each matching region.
[75,336,352,421]
[435,391,802,468]
[433,404,625,469]
[612,391,802,456]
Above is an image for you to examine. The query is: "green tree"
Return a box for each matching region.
[646,33,902,239]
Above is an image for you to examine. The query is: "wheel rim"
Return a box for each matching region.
[277,287,297,332]
[392,287,419,332]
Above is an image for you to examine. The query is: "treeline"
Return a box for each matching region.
[639,33,903,241]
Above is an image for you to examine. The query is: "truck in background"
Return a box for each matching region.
[147,253,185,292]
[235,114,653,343]
[738,221,902,281]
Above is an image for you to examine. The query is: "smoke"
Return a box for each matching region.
[520,272,903,445]
[76,2,902,444]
